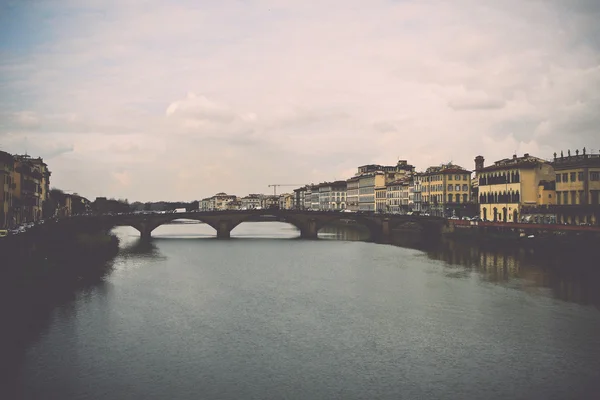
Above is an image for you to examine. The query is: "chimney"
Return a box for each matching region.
[513,154,517,159]
[524,153,529,158]
[474,156,484,171]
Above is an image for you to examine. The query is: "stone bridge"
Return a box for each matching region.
[101,210,447,241]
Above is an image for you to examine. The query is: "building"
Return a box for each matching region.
[329,181,347,210]
[358,172,385,211]
[200,197,212,211]
[401,179,414,213]
[356,160,415,178]
[421,163,472,218]
[303,186,314,210]
[386,179,403,213]
[0,151,15,228]
[346,176,360,212]
[293,186,308,210]
[310,186,320,210]
[279,193,294,210]
[319,183,332,210]
[262,195,279,209]
[241,194,262,210]
[412,174,423,213]
[13,156,44,224]
[476,154,555,222]
[199,193,238,211]
[354,160,415,212]
[551,149,600,225]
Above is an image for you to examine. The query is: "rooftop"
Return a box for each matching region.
[423,163,471,175]
[478,153,547,172]
[551,148,600,169]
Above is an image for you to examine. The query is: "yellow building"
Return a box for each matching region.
[551,149,600,225]
[475,154,555,222]
[0,151,15,228]
[279,193,294,210]
[421,164,472,217]
[375,185,387,212]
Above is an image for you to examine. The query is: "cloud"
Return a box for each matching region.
[166,92,238,125]
[1,0,599,201]
[448,95,506,111]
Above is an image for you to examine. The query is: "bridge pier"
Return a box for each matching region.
[216,220,232,239]
[381,218,391,238]
[132,221,159,240]
[140,228,152,240]
[300,219,318,239]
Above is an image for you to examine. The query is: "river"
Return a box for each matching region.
[3,222,600,399]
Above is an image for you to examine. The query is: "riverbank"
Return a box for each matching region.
[0,223,120,284]
[444,224,600,251]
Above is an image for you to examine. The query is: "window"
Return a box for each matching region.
[556,174,561,183]
[591,171,600,181]
[455,185,460,191]
[570,172,576,182]
[455,175,460,181]
[463,194,468,203]
[448,175,452,180]
[578,172,584,181]
[563,192,568,204]
[462,184,468,191]
[448,194,453,202]
[562,173,568,182]
[464,175,468,180]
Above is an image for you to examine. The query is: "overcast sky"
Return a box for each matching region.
[1,0,599,201]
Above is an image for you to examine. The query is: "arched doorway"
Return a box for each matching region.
[483,208,487,221]
[493,208,498,222]
[513,210,518,222]
[502,207,507,222]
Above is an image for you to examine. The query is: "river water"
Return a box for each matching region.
[3,222,600,400]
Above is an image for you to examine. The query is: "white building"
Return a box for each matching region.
[329,181,347,210]
[241,194,262,210]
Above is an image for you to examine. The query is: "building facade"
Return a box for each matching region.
[302,186,312,210]
[319,183,331,210]
[0,151,15,228]
[346,176,359,212]
[421,164,472,217]
[551,149,600,225]
[412,174,423,213]
[329,181,347,210]
[241,194,262,210]
[358,172,385,211]
[476,154,555,222]
[386,180,402,213]
[293,187,307,210]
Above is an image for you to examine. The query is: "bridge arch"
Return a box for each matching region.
[111,211,441,241]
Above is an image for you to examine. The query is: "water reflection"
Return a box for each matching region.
[425,238,600,308]
[0,257,114,399]
[318,224,600,308]
[318,224,370,241]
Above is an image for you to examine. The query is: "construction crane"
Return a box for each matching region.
[268,184,302,196]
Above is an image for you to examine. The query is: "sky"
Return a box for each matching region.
[1,0,599,202]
